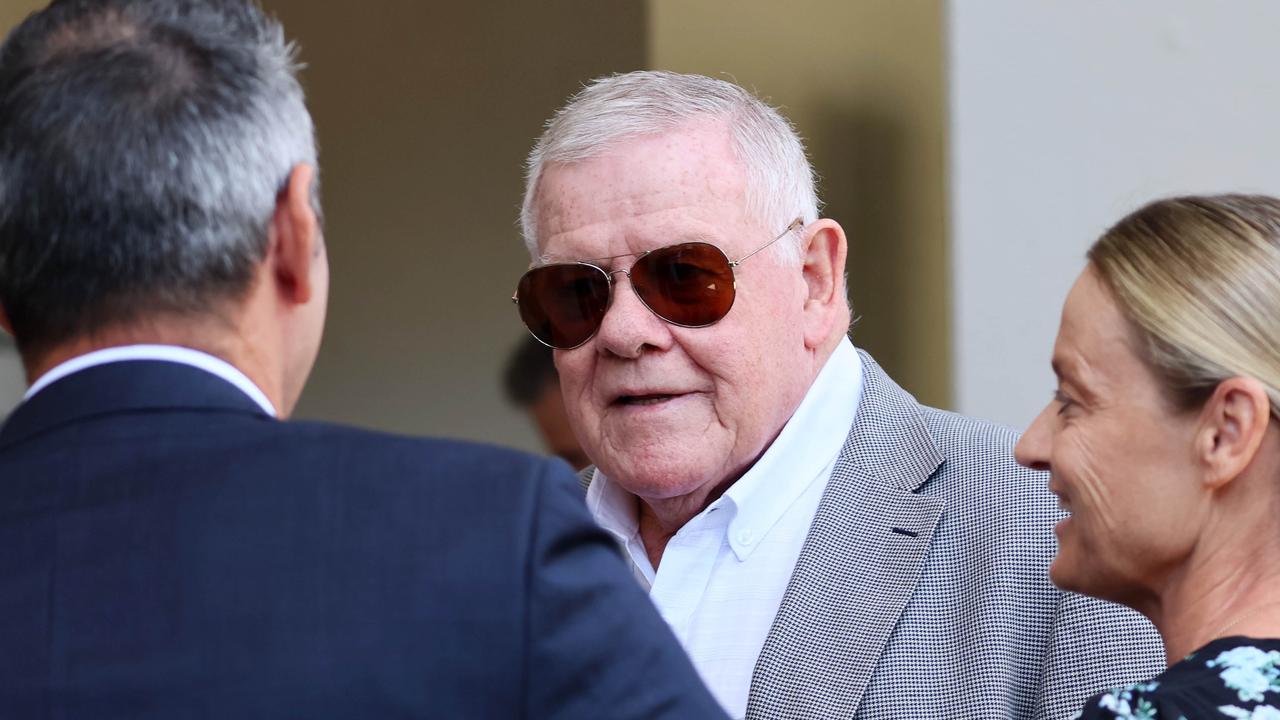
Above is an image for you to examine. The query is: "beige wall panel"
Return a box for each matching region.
[649,0,949,407]
[0,1,43,30]
[0,1,646,447]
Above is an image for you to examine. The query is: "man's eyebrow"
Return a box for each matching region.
[534,249,639,266]
[534,230,720,266]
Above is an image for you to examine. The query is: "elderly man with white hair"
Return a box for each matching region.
[511,70,1165,719]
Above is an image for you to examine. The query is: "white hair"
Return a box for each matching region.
[520,71,820,262]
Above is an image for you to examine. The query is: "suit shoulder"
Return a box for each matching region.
[919,405,1021,451]
[915,404,1044,491]
[262,419,564,487]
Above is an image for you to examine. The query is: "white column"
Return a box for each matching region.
[948,0,1280,429]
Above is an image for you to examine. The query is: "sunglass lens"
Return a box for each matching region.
[631,242,736,327]
[516,264,610,348]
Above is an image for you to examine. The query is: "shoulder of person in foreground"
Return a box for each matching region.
[276,421,728,720]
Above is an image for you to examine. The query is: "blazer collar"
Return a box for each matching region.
[748,349,947,718]
[839,349,944,491]
[0,360,271,450]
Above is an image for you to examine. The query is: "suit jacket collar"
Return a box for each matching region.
[0,360,270,450]
[747,349,946,718]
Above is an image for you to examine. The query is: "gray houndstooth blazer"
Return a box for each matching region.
[586,349,1166,719]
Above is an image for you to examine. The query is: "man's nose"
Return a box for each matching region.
[593,271,673,359]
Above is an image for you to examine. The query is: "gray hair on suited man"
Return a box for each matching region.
[520,70,820,264]
[0,0,317,359]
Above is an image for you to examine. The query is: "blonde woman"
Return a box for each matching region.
[1016,195,1280,718]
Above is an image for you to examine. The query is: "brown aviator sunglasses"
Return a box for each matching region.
[513,219,803,349]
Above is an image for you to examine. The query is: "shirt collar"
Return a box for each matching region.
[719,337,861,559]
[587,469,641,546]
[587,337,863,560]
[24,344,278,417]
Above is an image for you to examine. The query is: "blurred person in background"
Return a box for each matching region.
[504,334,590,470]
[0,1,724,717]
[1017,195,1280,718]
[512,69,1164,719]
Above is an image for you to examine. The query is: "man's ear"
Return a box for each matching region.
[269,163,320,307]
[1196,376,1272,490]
[799,218,849,349]
[0,304,12,337]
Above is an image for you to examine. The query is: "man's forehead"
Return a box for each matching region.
[533,128,749,249]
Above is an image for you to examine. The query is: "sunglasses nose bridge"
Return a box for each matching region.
[603,268,636,306]
[596,266,664,334]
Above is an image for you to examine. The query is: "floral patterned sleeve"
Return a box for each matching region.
[1071,638,1280,720]
[1074,681,1181,720]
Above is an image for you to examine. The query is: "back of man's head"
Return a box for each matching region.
[0,0,316,361]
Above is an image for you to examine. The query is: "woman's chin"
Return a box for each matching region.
[1047,557,1079,593]
[1047,542,1092,595]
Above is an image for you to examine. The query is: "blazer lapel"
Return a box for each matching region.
[746,351,945,719]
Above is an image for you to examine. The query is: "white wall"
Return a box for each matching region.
[948,0,1280,430]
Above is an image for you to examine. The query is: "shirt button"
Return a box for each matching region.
[737,529,754,545]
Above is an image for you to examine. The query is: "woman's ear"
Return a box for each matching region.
[1196,376,1272,490]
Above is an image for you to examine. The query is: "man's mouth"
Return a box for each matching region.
[616,393,678,406]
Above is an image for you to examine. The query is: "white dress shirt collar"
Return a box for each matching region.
[24,344,277,417]
[586,338,863,717]
[588,337,863,564]
[718,338,862,560]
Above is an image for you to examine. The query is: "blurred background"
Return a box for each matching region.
[2,0,1279,454]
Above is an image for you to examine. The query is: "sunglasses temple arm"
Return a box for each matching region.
[730,218,804,267]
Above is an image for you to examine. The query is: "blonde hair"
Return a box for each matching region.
[1089,194,1280,416]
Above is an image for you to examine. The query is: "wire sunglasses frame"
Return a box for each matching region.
[512,218,805,350]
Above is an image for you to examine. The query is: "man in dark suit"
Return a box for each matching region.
[0,2,724,717]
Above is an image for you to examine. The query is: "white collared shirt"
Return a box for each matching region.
[586,338,863,719]
[24,344,277,417]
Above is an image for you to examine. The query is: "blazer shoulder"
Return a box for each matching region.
[274,418,529,457]
[919,405,1021,451]
[915,404,1045,493]
[263,419,570,490]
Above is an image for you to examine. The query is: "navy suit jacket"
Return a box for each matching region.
[0,360,723,719]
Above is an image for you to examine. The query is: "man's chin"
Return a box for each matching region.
[601,457,723,504]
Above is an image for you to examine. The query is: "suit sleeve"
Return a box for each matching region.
[1033,591,1166,720]
[521,459,727,720]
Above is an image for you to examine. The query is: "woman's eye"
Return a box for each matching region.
[1053,390,1075,415]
